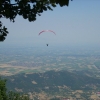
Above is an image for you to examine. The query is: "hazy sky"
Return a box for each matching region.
[1,0,100,48]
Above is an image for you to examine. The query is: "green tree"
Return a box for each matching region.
[0,77,7,100]
[0,0,72,41]
[0,77,29,100]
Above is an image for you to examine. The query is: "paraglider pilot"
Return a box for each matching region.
[46,44,49,46]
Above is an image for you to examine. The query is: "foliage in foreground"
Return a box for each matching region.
[0,0,72,41]
[0,77,29,100]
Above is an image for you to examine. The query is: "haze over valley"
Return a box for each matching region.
[1,45,100,99]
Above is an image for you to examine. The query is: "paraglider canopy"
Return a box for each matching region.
[38,30,56,35]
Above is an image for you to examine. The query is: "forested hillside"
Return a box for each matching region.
[4,70,100,93]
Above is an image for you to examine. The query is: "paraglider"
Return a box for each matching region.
[38,30,56,46]
[46,44,49,46]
